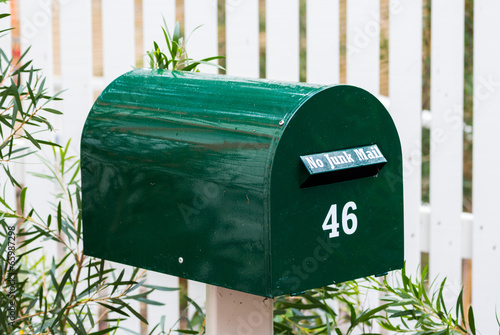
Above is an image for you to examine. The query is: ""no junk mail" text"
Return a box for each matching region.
[300,145,387,174]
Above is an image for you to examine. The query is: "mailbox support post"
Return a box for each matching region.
[205,285,273,335]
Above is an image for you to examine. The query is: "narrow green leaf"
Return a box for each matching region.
[97,302,130,318]
[38,284,43,309]
[356,303,392,324]
[3,165,21,188]
[0,309,9,332]
[98,259,105,283]
[0,235,9,262]
[28,65,34,86]
[87,305,95,328]
[40,297,48,331]
[111,269,125,296]
[42,107,63,115]
[15,246,43,259]
[148,323,160,335]
[35,139,62,148]
[348,302,356,325]
[57,201,62,233]
[75,312,87,335]
[142,284,179,292]
[63,315,86,335]
[133,297,164,306]
[40,89,66,107]
[0,194,14,211]
[76,186,82,243]
[171,21,180,59]
[175,330,198,334]
[185,296,204,318]
[89,327,119,335]
[10,82,19,128]
[55,264,75,305]
[16,45,31,66]
[27,82,37,108]
[23,130,41,150]
[0,113,12,129]
[20,187,27,213]
[128,267,140,282]
[198,55,226,62]
[456,287,464,324]
[162,26,172,57]
[185,24,203,44]
[37,77,46,97]
[119,300,148,325]
[468,306,476,335]
[50,302,69,330]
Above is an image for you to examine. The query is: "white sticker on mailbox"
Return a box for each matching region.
[322,201,357,238]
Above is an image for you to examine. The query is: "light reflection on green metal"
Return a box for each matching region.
[81,69,403,297]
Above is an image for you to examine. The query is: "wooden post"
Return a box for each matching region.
[206,285,273,335]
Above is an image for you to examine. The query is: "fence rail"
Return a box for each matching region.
[3,0,499,333]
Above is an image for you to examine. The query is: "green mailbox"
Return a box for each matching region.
[81,69,403,298]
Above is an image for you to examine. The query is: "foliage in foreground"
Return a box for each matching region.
[272,267,478,335]
[173,266,489,335]
[0,11,176,334]
[274,267,481,335]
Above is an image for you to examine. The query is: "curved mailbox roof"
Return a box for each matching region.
[82,69,403,297]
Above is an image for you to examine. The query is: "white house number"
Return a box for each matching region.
[322,201,358,238]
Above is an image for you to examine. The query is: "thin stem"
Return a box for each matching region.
[61,253,85,329]
[0,103,47,151]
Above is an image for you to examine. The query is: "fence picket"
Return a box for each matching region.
[266,0,299,81]
[142,0,175,67]
[102,0,135,85]
[19,0,54,91]
[0,1,11,60]
[306,0,339,84]
[18,0,57,264]
[473,0,500,332]
[345,2,381,324]
[429,0,464,300]
[145,271,180,333]
[184,0,219,74]
[346,0,379,95]
[226,0,259,77]
[188,280,207,322]
[389,0,422,274]
[59,0,93,151]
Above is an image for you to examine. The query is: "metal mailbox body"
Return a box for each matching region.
[81,69,403,298]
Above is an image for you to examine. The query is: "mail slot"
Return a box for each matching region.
[81,68,404,298]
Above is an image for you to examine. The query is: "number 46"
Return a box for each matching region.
[322,201,358,238]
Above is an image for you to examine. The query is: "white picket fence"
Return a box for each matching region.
[4,0,500,333]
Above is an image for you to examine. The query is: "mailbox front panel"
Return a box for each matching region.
[270,86,403,296]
